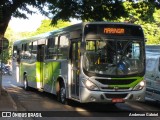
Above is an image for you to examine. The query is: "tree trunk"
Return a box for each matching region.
[0,17,10,37]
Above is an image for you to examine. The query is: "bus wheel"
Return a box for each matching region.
[23,76,29,91]
[60,84,67,104]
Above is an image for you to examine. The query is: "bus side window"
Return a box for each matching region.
[21,43,32,59]
[21,44,25,59]
[46,37,57,60]
[58,34,69,60]
[31,41,37,60]
[16,49,21,63]
[13,46,18,60]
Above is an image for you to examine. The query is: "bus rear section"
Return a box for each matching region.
[78,23,146,103]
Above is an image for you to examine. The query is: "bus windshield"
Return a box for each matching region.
[83,39,144,76]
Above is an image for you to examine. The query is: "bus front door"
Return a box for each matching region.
[70,42,80,99]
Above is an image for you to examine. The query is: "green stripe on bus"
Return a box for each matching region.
[108,77,144,88]
[36,62,41,82]
[43,61,61,85]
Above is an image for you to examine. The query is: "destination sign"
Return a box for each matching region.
[104,28,125,34]
[84,23,144,38]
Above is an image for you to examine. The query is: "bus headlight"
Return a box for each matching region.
[133,80,145,91]
[84,80,99,91]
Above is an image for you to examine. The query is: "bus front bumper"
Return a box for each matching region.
[80,87,145,103]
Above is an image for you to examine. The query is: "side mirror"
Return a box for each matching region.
[0,37,9,50]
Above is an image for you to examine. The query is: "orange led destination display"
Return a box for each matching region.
[104,28,125,34]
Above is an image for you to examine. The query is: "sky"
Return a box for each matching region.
[9,14,81,33]
[8,5,81,33]
[9,14,47,32]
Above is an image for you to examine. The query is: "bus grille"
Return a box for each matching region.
[101,87,130,90]
[95,79,136,85]
[105,93,128,98]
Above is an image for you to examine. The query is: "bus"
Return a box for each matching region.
[13,22,146,104]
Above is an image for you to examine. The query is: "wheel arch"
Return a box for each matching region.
[55,76,66,95]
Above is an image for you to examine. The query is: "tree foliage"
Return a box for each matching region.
[143,9,160,44]
[47,0,160,24]
[110,1,160,45]
[119,1,155,23]
[47,0,128,24]
[33,19,71,35]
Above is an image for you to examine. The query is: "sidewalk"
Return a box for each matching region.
[0,61,17,111]
[0,88,17,111]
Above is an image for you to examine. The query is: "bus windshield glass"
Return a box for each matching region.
[83,39,144,76]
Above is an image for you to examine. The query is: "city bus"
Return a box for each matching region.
[13,22,146,104]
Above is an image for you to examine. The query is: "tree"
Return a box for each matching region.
[33,19,71,35]
[48,0,128,24]
[0,0,48,37]
[144,9,160,44]
[47,0,160,24]
[119,1,155,23]
[114,1,160,44]
[117,1,160,45]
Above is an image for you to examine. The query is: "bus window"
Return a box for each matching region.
[13,46,17,60]
[58,35,69,59]
[21,43,31,59]
[46,37,58,60]
[31,41,37,60]
[84,39,144,75]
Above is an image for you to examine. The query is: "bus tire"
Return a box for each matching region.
[23,75,29,91]
[59,83,67,104]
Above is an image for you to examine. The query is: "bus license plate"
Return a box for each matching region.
[112,98,124,103]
